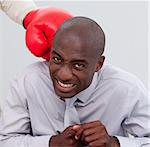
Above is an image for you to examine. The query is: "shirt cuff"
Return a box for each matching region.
[18,2,37,25]
[115,136,137,147]
[29,135,51,147]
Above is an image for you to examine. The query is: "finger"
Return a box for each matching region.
[67,137,77,145]
[64,125,73,131]
[85,132,109,146]
[84,132,101,143]
[73,124,81,131]
[89,139,105,147]
[68,130,76,139]
[72,125,83,138]
[82,126,101,137]
[63,126,76,139]
[82,120,103,129]
[74,127,84,140]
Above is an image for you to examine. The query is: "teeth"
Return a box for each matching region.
[58,80,74,88]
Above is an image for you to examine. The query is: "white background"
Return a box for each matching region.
[0,1,149,105]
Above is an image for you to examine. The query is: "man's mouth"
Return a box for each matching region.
[55,79,77,93]
[57,80,74,88]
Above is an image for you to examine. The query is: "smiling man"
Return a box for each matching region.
[0,17,150,147]
[49,17,105,99]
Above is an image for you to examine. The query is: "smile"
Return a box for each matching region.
[55,79,77,93]
[57,80,74,88]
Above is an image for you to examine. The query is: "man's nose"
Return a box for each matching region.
[57,65,73,81]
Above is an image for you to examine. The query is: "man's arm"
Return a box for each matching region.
[0,0,73,60]
[73,82,150,147]
[116,83,150,147]
[73,120,150,147]
[116,90,150,147]
[0,75,51,147]
[115,136,150,147]
[0,0,36,24]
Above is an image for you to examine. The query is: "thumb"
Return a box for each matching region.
[73,125,83,140]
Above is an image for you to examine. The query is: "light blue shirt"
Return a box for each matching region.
[0,61,150,147]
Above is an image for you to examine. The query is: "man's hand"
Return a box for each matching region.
[49,126,81,147]
[23,7,72,60]
[73,120,120,147]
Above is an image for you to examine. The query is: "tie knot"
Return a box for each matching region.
[65,97,77,107]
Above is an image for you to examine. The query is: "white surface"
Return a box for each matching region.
[0,1,149,105]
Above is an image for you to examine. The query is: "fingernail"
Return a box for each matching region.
[75,135,78,140]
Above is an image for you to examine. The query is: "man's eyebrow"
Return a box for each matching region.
[51,49,61,57]
[72,59,87,63]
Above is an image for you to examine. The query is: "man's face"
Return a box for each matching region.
[49,32,103,98]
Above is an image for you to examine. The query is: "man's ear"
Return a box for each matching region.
[95,56,105,72]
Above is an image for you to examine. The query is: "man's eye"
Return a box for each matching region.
[74,63,85,70]
[53,57,61,63]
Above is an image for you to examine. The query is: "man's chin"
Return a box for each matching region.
[55,90,76,98]
[53,79,79,98]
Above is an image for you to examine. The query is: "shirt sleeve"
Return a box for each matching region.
[0,74,51,147]
[116,79,150,147]
[116,136,150,147]
[0,0,36,24]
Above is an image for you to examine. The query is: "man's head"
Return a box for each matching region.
[49,16,105,98]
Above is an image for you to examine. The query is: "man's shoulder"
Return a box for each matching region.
[98,64,143,87]
[25,61,49,73]
[13,61,49,82]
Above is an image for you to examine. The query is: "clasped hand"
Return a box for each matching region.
[50,120,120,147]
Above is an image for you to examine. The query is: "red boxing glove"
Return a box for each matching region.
[23,7,73,60]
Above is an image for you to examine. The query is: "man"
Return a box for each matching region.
[0,17,149,147]
[0,0,72,60]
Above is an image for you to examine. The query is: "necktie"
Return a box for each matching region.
[64,97,80,128]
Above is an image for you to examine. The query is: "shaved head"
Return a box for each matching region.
[53,16,105,56]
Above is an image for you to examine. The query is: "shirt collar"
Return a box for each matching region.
[75,72,98,104]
